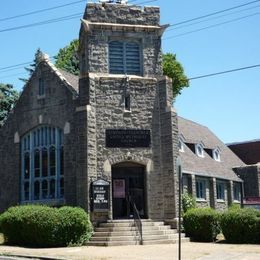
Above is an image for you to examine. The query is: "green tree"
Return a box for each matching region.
[55,39,79,76]
[0,83,19,126]
[54,40,189,98]
[20,48,44,83]
[162,53,189,98]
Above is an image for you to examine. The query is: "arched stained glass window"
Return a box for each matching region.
[21,126,64,203]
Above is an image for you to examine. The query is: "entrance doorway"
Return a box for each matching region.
[112,162,146,219]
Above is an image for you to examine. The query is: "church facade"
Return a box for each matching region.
[0,2,243,223]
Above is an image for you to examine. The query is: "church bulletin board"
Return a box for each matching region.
[91,179,110,212]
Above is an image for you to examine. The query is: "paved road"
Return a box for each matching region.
[1,242,260,260]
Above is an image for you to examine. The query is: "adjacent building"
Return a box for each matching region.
[228,140,260,209]
[178,117,244,209]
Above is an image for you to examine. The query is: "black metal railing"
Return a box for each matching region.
[129,196,143,245]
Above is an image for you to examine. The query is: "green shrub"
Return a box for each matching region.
[220,208,260,244]
[228,203,241,211]
[183,207,220,242]
[182,193,196,214]
[0,205,92,247]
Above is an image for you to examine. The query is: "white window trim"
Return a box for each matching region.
[213,148,221,162]
[195,143,204,158]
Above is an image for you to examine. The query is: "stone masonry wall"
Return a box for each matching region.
[0,61,78,212]
[83,3,160,25]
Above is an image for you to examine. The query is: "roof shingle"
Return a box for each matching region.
[178,116,244,182]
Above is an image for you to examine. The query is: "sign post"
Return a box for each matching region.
[91,179,110,212]
[177,157,182,260]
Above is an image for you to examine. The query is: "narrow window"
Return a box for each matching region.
[60,178,64,198]
[50,179,56,199]
[42,148,48,177]
[39,78,45,96]
[60,147,64,176]
[24,152,30,179]
[216,182,225,200]
[196,179,206,199]
[50,146,56,176]
[125,94,131,111]
[34,181,40,200]
[42,180,48,199]
[233,183,241,201]
[24,182,30,201]
[34,149,40,178]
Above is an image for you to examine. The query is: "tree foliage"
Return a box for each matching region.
[0,83,19,126]
[55,39,79,76]
[162,53,189,98]
[20,48,44,83]
[54,39,189,98]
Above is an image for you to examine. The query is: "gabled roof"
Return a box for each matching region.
[57,68,79,93]
[24,53,79,96]
[178,116,244,182]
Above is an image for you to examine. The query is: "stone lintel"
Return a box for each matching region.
[80,73,158,83]
[81,19,169,35]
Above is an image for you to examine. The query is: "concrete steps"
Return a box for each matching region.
[86,219,189,246]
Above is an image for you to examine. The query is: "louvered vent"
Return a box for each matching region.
[109,41,141,75]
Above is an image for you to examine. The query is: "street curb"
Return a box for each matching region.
[0,254,67,260]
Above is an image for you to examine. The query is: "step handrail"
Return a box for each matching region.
[128,196,143,245]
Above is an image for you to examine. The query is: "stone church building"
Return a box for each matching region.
[0,2,244,224]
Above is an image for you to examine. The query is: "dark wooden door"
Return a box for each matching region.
[112,163,146,219]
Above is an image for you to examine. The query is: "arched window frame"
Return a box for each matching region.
[213,148,221,162]
[195,143,205,158]
[21,126,64,203]
[108,40,142,76]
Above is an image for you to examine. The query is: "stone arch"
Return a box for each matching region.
[103,154,153,219]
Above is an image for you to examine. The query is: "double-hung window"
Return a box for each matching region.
[216,181,225,200]
[196,179,206,199]
[109,41,141,75]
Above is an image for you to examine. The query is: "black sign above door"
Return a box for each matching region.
[91,179,110,212]
[106,129,151,148]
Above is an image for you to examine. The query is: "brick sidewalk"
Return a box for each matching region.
[1,242,260,260]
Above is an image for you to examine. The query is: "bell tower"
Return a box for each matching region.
[77,2,180,223]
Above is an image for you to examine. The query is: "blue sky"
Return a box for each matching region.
[0,0,259,143]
